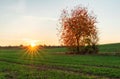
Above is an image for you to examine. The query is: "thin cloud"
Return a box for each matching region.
[22,15,57,21]
[3,0,26,14]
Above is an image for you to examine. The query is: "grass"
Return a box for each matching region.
[99,43,120,53]
[0,43,120,79]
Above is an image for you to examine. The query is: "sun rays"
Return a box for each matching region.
[26,45,39,56]
[19,39,48,62]
[20,40,43,59]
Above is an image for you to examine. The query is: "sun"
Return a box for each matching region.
[24,41,39,57]
[30,42,36,47]
[22,39,43,59]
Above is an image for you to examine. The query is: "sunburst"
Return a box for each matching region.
[22,41,41,59]
[21,40,45,60]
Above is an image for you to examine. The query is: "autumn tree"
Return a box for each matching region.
[59,5,99,54]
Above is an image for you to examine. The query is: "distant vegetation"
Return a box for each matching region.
[0,43,120,54]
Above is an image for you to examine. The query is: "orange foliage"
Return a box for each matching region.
[59,5,99,54]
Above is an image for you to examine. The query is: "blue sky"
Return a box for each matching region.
[0,0,120,46]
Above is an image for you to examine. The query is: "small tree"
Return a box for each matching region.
[59,5,99,54]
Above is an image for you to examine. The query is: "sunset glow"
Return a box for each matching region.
[21,40,40,57]
[0,0,120,46]
[24,45,40,58]
[30,42,36,47]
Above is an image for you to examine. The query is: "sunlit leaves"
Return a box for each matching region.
[59,5,99,54]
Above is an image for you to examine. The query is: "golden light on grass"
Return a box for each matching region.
[21,39,46,61]
[27,45,39,56]
[22,40,41,59]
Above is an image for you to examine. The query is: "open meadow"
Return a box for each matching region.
[0,0,120,79]
[0,43,120,79]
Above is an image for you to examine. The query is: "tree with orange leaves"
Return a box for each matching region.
[59,5,99,54]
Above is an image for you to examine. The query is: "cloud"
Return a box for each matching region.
[2,14,58,36]
[22,15,57,22]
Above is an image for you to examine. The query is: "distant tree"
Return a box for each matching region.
[20,44,23,47]
[59,5,99,54]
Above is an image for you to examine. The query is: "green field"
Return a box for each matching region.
[0,43,120,79]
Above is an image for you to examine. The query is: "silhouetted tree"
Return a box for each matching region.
[59,5,99,54]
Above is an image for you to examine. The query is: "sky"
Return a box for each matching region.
[0,0,120,46]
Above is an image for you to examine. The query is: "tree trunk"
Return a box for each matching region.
[76,38,80,54]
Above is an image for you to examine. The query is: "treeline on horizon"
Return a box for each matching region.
[0,45,65,49]
[0,43,120,49]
